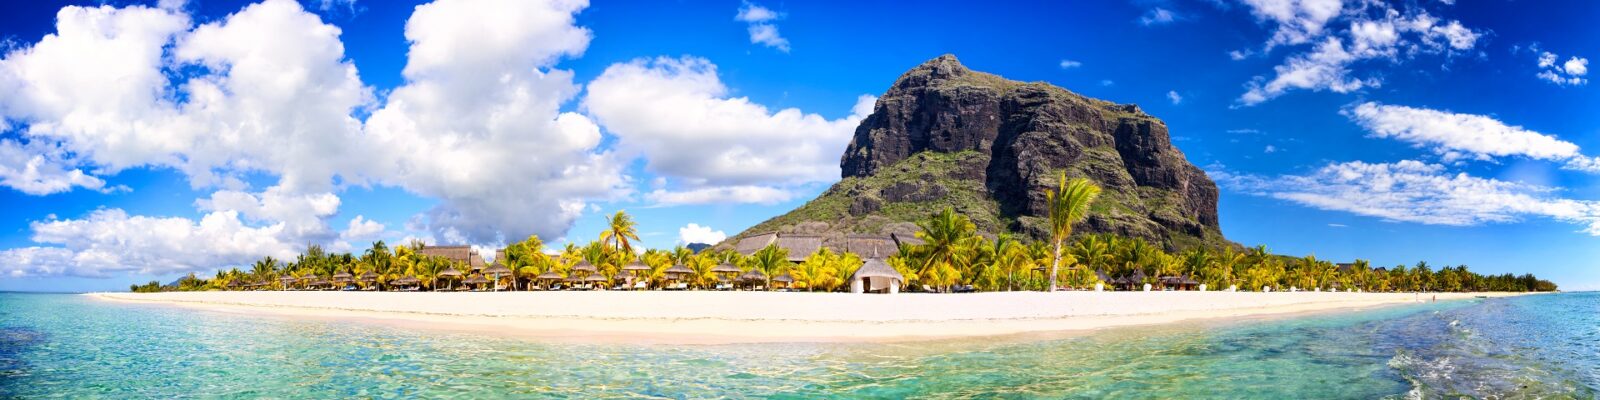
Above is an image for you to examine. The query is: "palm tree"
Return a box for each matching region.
[600,211,641,255]
[913,207,981,292]
[1046,173,1101,291]
[250,256,279,284]
[749,244,790,287]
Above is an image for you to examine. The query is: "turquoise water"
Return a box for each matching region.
[1,293,1595,398]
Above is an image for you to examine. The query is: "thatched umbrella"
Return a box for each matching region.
[437,267,464,290]
[773,273,794,289]
[665,264,693,276]
[393,276,420,290]
[463,275,490,290]
[572,260,598,273]
[332,271,353,283]
[278,275,296,291]
[535,270,564,290]
[712,263,741,282]
[621,261,650,284]
[483,263,513,291]
[738,269,768,290]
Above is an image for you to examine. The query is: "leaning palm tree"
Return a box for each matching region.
[599,211,641,255]
[1045,172,1101,292]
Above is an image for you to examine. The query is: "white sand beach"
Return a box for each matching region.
[89,291,1522,343]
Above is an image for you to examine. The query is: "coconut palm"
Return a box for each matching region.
[912,207,981,292]
[1046,173,1101,291]
[600,211,641,255]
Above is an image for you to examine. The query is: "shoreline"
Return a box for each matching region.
[88,291,1527,344]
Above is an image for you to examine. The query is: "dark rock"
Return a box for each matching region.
[735,55,1226,249]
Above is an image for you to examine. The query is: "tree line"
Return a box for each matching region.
[131,173,1558,293]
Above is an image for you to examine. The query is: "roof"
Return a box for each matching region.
[773,235,823,262]
[891,232,925,248]
[418,246,487,270]
[483,264,512,275]
[734,233,777,255]
[851,258,904,281]
[1336,263,1355,273]
[843,235,898,258]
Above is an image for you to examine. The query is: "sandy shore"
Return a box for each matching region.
[88,291,1523,344]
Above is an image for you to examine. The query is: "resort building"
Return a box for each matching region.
[733,232,924,260]
[417,245,488,273]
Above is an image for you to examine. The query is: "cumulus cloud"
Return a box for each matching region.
[1213,160,1600,235]
[1346,102,1583,162]
[1167,90,1183,104]
[0,139,108,195]
[735,1,788,52]
[1535,50,1588,86]
[1235,1,1482,105]
[341,215,385,241]
[584,56,873,203]
[0,0,635,277]
[678,223,727,245]
[0,0,626,248]
[362,0,626,244]
[0,209,304,278]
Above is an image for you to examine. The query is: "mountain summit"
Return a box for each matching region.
[731,55,1225,250]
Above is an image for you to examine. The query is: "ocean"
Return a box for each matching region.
[1,292,1594,398]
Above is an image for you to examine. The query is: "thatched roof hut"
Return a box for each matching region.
[850,258,904,294]
[734,233,778,255]
[842,235,898,258]
[417,245,488,272]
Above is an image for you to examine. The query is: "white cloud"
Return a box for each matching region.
[1239,0,1345,48]
[0,139,107,195]
[1,209,305,278]
[1346,102,1583,163]
[647,186,796,206]
[1101,79,1115,86]
[341,215,385,241]
[584,56,873,199]
[361,0,626,244]
[1234,2,1482,105]
[1535,51,1588,86]
[735,1,788,52]
[1140,7,1178,26]
[1213,160,1600,235]
[1059,59,1082,69]
[1167,90,1183,104]
[1264,144,1278,153]
[0,0,627,247]
[678,223,727,245]
[196,186,341,241]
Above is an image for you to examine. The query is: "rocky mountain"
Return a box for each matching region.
[727,55,1227,251]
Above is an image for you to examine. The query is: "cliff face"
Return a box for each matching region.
[734,55,1225,250]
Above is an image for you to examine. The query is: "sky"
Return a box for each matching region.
[0,0,1596,292]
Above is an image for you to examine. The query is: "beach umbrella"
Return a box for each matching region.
[278,275,296,291]
[773,273,794,283]
[739,269,767,282]
[537,271,564,280]
[665,264,693,275]
[332,272,353,282]
[483,263,512,291]
[572,260,598,273]
[359,271,378,281]
[583,274,607,282]
[437,268,463,290]
[622,261,650,271]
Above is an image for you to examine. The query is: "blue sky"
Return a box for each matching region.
[0,0,1596,292]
